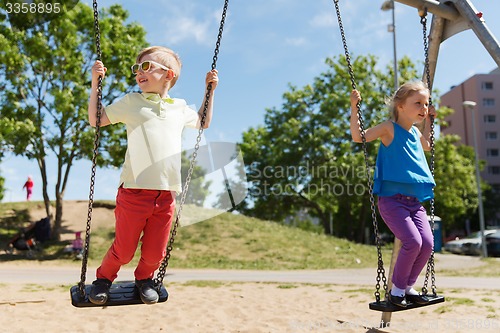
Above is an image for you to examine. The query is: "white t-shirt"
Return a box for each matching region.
[105,92,199,192]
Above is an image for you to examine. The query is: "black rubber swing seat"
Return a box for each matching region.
[70,281,168,307]
[369,294,445,312]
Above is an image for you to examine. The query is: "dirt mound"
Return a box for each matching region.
[29,201,115,241]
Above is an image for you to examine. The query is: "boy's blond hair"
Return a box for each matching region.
[137,46,182,87]
[388,80,429,121]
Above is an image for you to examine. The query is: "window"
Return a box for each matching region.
[482,81,494,90]
[486,132,498,140]
[484,115,496,123]
[488,166,500,175]
[487,149,499,157]
[483,98,495,107]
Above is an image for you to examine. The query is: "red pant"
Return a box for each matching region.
[96,187,176,281]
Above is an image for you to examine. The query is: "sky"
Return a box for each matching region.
[1,0,500,203]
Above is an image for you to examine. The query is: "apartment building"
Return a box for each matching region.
[440,68,500,189]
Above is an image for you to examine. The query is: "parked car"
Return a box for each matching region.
[443,230,498,255]
[486,231,500,257]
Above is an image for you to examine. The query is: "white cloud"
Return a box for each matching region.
[162,16,212,45]
[285,37,308,47]
[310,13,335,28]
[152,2,224,46]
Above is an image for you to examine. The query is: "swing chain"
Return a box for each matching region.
[333,0,387,303]
[333,1,356,91]
[154,0,229,286]
[420,7,437,296]
[78,0,104,298]
[93,0,102,61]
[420,8,433,105]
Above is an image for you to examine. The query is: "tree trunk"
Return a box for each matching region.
[38,157,53,232]
[319,211,330,235]
[53,192,64,241]
[357,197,369,244]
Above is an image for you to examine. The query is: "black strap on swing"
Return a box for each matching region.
[332,1,444,312]
[70,0,230,307]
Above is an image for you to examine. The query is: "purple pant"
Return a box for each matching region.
[378,194,434,290]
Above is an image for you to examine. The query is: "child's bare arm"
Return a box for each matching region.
[420,104,437,151]
[88,60,111,127]
[197,69,219,129]
[350,89,392,144]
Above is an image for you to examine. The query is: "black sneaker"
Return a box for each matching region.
[388,292,407,308]
[406,293,430,305]
[89,278,112,305]
[135,279,159,304]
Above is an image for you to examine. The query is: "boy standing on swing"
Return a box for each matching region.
[87,46,219,305]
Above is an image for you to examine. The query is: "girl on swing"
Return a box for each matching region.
[350,81,436,308]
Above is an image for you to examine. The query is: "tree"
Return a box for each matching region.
[483,186,500,227]
[0,3,147,239]
[239,54,479,242]
[0,174,4,201]
[437,135,494,234]
[1,118,35,200]
[431,135,481,233]
[213,146,249,212]
[180,150,211,206]
[240,54,404,241]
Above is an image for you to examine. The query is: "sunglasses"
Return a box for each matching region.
[131,60,170,75]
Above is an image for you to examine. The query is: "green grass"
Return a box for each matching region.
[436,257,500,277]
[180,280,230,288]
[0,201,382,269]
[81,211,380,269]
[448,297,475,306]
[276,284,298,289]
[433,305,451,314]
[481,298,495,303]
[169,212,379,270]
[0,203,33,234]
[1,201,500,277]
[344,287,373,294]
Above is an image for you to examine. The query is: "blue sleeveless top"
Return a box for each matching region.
[373,122,435,202]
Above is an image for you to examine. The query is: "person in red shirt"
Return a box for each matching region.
[22,176,34,201]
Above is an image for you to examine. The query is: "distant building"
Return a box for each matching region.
[440,68,500,189]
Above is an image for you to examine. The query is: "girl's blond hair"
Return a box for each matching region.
[388,81,429,121]
[137,46,182,87]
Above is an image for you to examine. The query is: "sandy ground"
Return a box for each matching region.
[1,202,499,332]
[0,277,499,333]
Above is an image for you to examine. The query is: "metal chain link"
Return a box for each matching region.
[78,0,104,298]
[333,0,387,302]
[155,0,230,286]
[420,9,437,296]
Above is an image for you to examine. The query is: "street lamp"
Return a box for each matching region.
[463,100,488,258]
[381,0,398,90]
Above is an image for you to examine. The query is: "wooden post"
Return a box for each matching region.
[380,238,402,328]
